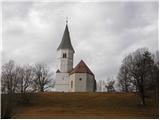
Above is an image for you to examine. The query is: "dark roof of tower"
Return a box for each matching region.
[57,24,75,52]
[69,60,94,76]
[56,69,60,73]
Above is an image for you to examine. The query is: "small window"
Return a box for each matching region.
[63,53,67,58]
[71,81,73,88]
[79,78,82,81]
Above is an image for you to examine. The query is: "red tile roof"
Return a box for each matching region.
[70,60,94,76]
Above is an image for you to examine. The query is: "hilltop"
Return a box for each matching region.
[7,92,159,118]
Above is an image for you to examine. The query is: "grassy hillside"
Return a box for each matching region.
[8,92,159,118]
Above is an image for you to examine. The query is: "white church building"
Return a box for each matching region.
[55,21,96,92]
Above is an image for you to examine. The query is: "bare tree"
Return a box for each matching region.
[105,80,115,92]
[150,51,159,91]
[1,60,18,94]
[117,58,130,92]
[16,65,35,93]
[15,65,36,104]
[117,55,137,92]
[118,48,156,105]
[1,60,54,118]
[131,49,154,105]
[33,64,53,92]
[1,60,18,118]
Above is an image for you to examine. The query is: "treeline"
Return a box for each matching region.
[1,60,54,118]
[2,60,54,94]
[117,48,159,105]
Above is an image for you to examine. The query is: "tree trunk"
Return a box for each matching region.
[125,86,129,92]
[139,84,145,105]
[40,86,44,92]
[141,94,145,105]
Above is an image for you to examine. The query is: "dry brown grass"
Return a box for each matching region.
[12,92,158,119]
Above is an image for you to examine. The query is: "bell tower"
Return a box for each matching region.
[57,21,75,72]
[55,20,75,92]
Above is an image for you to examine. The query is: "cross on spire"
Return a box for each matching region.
[57,17,75,53]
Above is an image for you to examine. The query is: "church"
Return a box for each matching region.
[55,21,96,92]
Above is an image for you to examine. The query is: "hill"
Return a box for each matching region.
[7,92,159,118]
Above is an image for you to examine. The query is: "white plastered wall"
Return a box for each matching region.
[55,72,70,92]
[57,49,74,72]
[69,73,95,92]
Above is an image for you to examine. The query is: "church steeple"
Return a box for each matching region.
[56,20,75,73]
[57,21,75,53]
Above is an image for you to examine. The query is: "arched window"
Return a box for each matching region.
[63,53,67,58]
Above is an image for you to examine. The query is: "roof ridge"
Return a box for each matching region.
[69,60,94,76]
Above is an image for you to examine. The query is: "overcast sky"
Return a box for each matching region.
[2,1,158,82]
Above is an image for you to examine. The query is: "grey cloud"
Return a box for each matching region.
[2,2,33,19]
[2,1,158,81]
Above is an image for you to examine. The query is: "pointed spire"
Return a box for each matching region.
[57,19,75,52]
